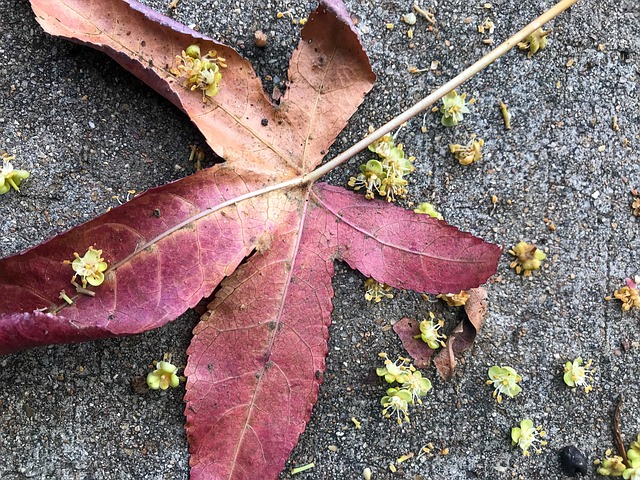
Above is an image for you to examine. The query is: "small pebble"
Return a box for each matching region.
[362,467,372,480]
[559,445,588,476]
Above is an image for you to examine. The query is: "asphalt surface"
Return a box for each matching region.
[0,0,639,479]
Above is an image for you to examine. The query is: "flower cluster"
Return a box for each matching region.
[486,365,522,403]
[608,276,640,311]
[65,246,108,288]
[597,438,640,478]
[437,291,470,307]
[596,434,640,480]
[0,152,30,194]
[414,312,447,350]
[597,453,626,476]
[414,202,443,220]
[348,132,415,202]
[147,354,181,390]
[509,241,546,276]
[377,353,432,424]
[171,44,226,101]
[517,28,550,58]
[563,357,595,393]
[511,419,547,456]
[364,278,394,303]
[440,90,471,126]
[449,138,485,165]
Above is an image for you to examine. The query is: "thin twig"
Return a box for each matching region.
[303,0,579,184]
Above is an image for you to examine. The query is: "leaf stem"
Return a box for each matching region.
[302,0,579,184]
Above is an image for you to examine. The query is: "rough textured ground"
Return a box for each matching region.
[1,0,639,479]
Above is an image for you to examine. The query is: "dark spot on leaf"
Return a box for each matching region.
[153,208,161,218]
[140,40,146,47]
[261,118,268,126]
[207,363,214,372]
[321,150,325,155]
[265,361,274,371]
[315,370,323,380]
[267,321,276,331]
[108,314,115,320]
[148,59,153,68]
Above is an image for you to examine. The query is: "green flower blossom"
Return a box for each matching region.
[0,153,30,194]
[511,419,547,456]
[563,357,595,393]
[449,138,484,165]
[376,353,413,384]
[486,365,522,402]
[349,132,415,202]
[147,357,181,390]
[66,246,108,288]
[381,387,412,424]
[414,313,447,349]
[171,44,226,101]
[509,241,546,276]
[517,28,550,58]
[364,278,393,303]
[623,449,640,480]
[401,371,432,404]
[440,90,471,126]
[597,454,627,476]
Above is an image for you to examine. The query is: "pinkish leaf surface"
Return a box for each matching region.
[0,1,502,479]
[393,317,434,368]
[184,186,500,479]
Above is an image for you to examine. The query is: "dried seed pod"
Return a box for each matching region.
[559,445,588,476]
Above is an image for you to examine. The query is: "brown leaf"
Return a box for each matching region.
[434,287,487,380]
[392,287,488,377]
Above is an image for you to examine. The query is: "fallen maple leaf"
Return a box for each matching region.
[394,287,488,380]
[0,1,500,478]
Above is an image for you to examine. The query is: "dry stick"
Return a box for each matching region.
[303,0,579,184]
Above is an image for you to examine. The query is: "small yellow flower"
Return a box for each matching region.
[381,387,412,424]
[66,246,108,288]
[364,278,393,303]
[376,353,414,384]
[171,44,226,101]
[509,241,546,276]
[632,197,640,216]
[486,365,522,402]
[147,355,181,390]
[511,419,547,456]
[597,454,626,476]
[437,291,470,307]
[414,313,447,349]
[449,138,485,165]
[563,357,595,393]
[518,28,550,58]
[608,276,640,311]
[440,90,471,126]
[0,153,30,194]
